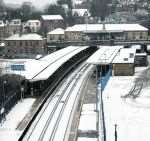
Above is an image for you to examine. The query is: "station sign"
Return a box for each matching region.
[11,64,25,71]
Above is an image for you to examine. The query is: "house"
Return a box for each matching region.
[47,28,65,43]
[25,20,41,33]
[0,20,7,41]
[65,24,148,41]
[112,48,136,76]
[5,33,46,58]
[72,9,90,17]
[72,9,90,24]
[41,15,65,35]
[8,19,22,35]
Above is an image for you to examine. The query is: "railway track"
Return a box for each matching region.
[22,63,93,141]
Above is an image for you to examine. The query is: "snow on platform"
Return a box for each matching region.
[78,112,97,132]
[77,137,97,141]
[0,98,35,141]
[102,66,150,141]
[78,103,97,137]
[82,104,96,112]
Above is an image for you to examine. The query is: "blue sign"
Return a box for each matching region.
[11,64,25,71]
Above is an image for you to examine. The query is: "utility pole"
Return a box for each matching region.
[115,124,117,141]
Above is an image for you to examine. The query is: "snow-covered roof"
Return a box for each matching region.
[5,33,43,41]
[0,20,5,27]
[87,46,123,65]
[147,45,150,50]
[112,48,136,64]
[47,28,64,35]
[73,0,85,5]
[72,9,90,17]
[65,24,148,32]
[27,20,40,23]
[131,45,142,50]
[41,15,63,20]
[6,46,88,81]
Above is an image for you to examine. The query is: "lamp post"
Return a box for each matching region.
[20,86,24,102]
[2,80,7,120]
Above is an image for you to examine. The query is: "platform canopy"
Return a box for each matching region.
[5,46,88,82]
[87,46,123,65]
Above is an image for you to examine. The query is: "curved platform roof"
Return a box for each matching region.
[7,46,88,82]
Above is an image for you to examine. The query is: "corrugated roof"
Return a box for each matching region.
[41,15,63,20]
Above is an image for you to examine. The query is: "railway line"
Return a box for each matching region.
[21,62,94,141]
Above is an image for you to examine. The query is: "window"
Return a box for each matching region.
[140,32,143,39]
[25,41,28,46]
[20,41,22,46]
[36,41,39,46]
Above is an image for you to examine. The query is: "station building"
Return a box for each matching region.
[65,24,148,41]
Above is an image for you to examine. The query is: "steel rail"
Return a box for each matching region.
[23,63,89,141]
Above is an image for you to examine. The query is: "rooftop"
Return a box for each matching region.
[112,48,136,64]
[41,15,63,20]
[87,46,123,65]
[27,20,40,23]
[5,33,43,41]
[47,28,65,35]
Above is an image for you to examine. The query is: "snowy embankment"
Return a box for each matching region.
[103,67,150,141]
[0,98,35,141]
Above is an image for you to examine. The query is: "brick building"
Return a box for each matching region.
[5,33,46,58]
[41,15,65,36]
[25,20,41,33]
[8,19,22,36]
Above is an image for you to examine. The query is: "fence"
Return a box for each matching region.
[0,86,20,123]
[99,67,112,92]
[98,66,112,141]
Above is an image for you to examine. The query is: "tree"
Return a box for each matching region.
[45,4,66,19]
[90,0,111,21]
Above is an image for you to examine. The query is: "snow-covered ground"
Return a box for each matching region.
[102,66,150,141]
[0,98,35,141]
